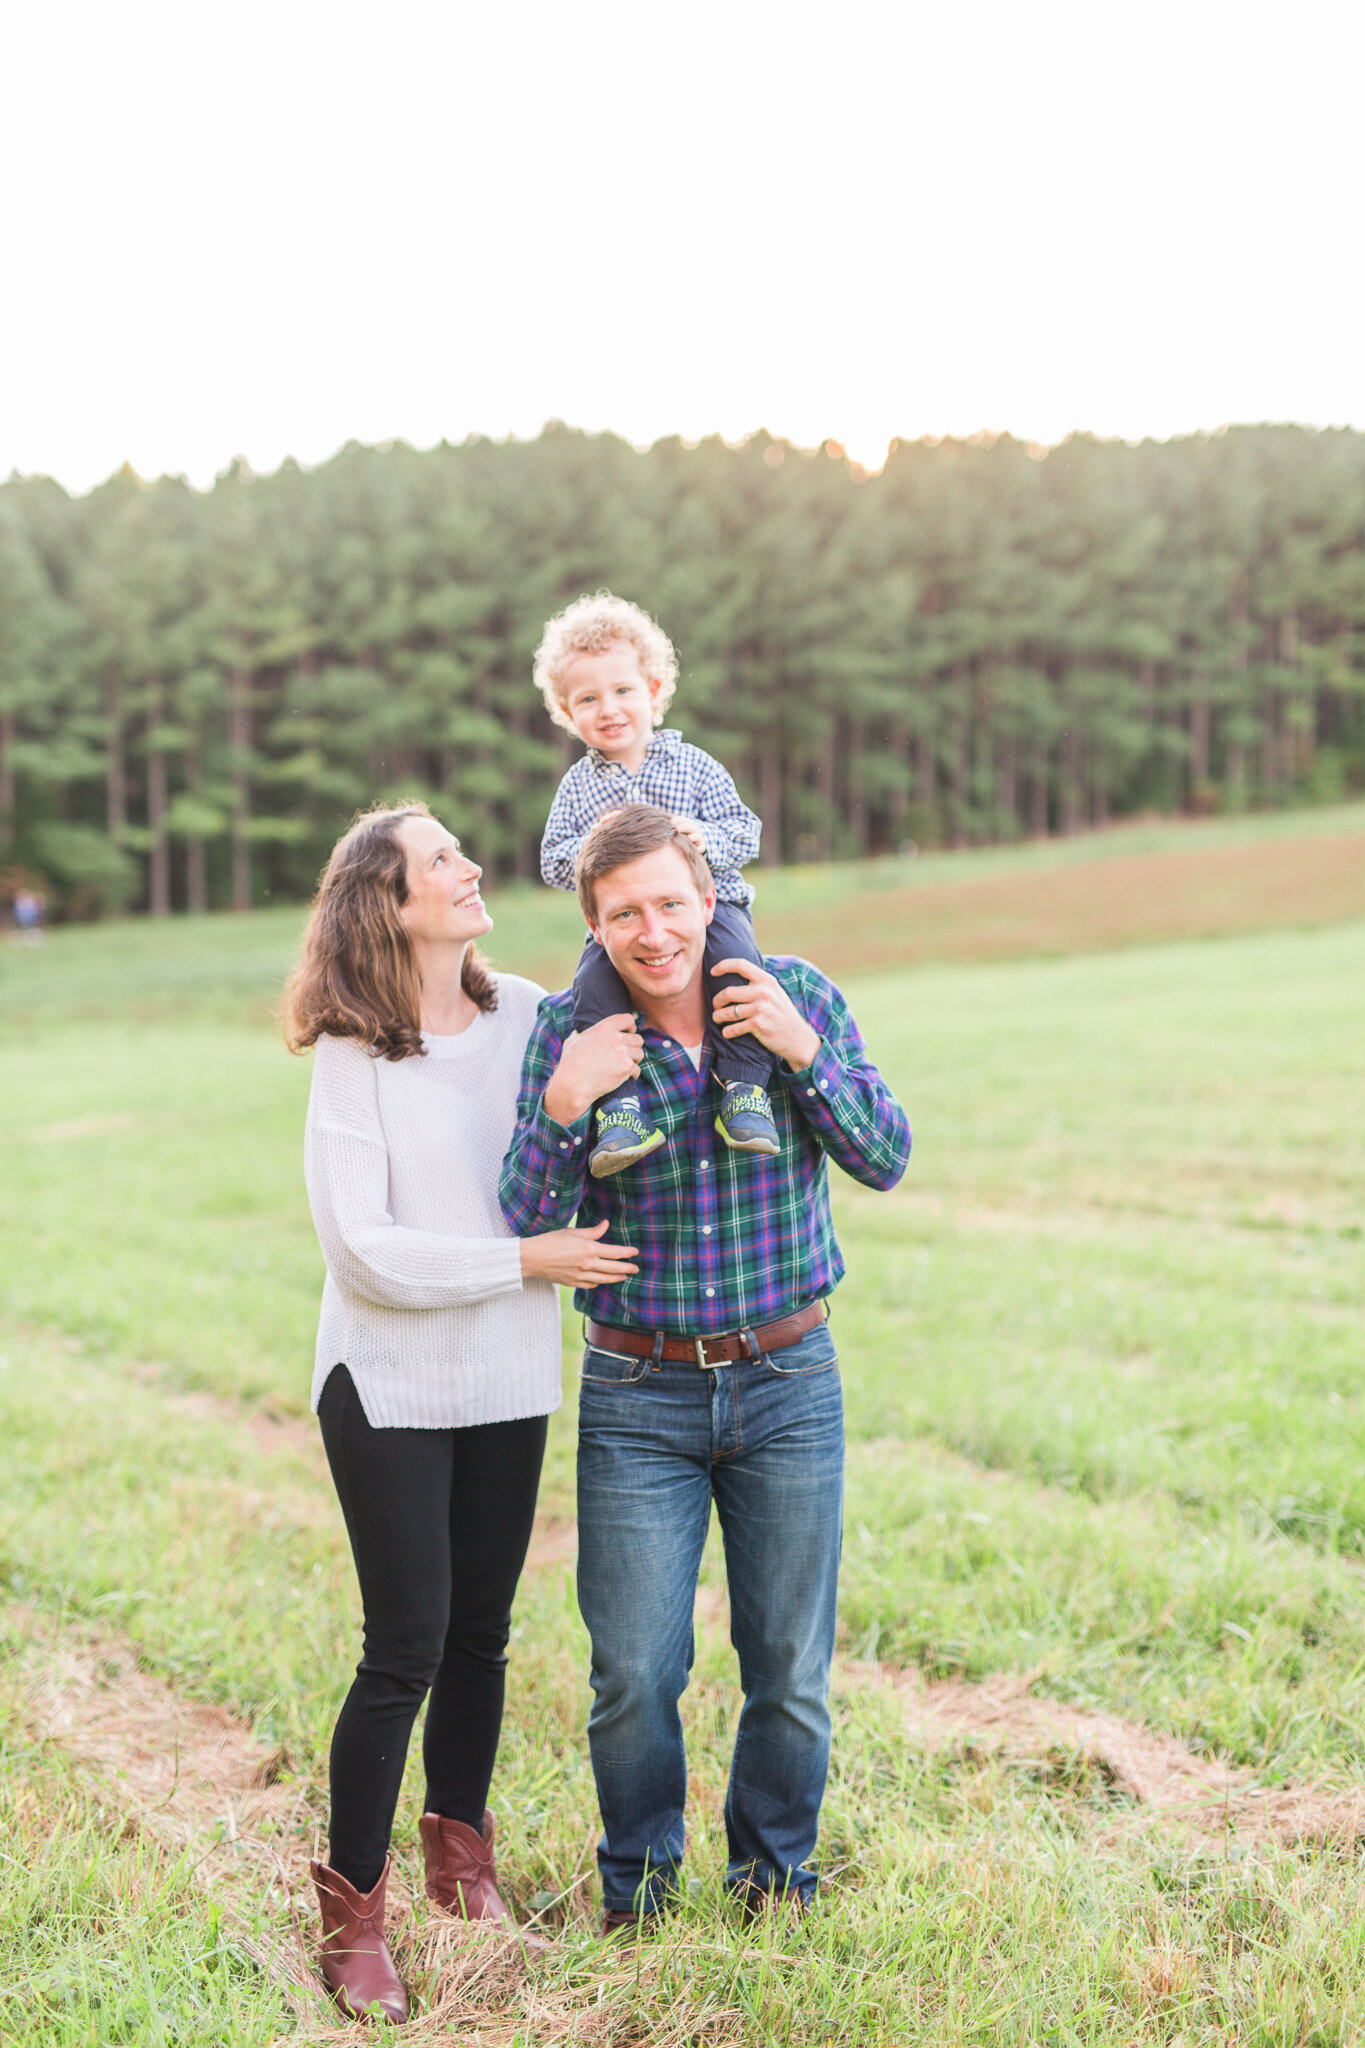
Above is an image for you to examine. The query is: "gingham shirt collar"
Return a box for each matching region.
[585,726,683,773]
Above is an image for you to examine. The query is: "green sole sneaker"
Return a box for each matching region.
[716,1122,777,1155]
[713,1113,781,1156]
[589,1126,666,1178]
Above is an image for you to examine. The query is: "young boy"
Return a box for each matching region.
[533,590,781,1179]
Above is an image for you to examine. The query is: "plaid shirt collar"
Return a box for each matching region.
[585,726,683,774]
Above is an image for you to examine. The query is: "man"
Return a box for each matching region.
[500,803,911,1926]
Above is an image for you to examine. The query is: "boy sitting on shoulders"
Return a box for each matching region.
[534,590,779,1178]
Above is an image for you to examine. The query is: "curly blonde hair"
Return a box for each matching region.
[532,591,679,734]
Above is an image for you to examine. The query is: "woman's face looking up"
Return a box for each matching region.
[395,815,492,948]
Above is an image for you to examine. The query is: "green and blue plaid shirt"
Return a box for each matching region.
[498,957,911,1334]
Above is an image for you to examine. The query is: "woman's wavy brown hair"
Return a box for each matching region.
[281,801,497,1061]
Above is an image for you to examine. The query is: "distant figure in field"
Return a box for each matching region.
[282,801,637,2025]
[534,591,782,1176]
[12,888,45,944]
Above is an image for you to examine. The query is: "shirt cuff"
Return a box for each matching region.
[533,1095,591,1157]
[701,822,730,869]
[784,1038,844,1104]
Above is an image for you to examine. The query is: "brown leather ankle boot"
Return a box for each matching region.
[311,1854,410,2025]
[419,1809,513,1926]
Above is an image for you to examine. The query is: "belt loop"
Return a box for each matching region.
[649,1330,665,1369]
[740,1327,758,1361]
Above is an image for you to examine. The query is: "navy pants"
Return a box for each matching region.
[572,901,777,1112]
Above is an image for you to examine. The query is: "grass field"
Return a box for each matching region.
[1,806,1363,2044]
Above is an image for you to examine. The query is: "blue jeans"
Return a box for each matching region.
[576,1320,844,1913]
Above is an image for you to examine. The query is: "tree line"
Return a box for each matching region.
[1,421,1363,918]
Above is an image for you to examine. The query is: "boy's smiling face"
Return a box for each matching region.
[560,641,661,772]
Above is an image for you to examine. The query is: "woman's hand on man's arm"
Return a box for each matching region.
[519,1216,639,1288]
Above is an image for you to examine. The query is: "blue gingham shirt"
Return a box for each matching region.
[540,729,760,906]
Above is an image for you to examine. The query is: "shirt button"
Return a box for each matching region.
[699,1160,709,1172]
[819,1082,828,1093]
[559,1141,568,1150]
[705,1287,715,1297]
[573,1137,582,1147]
[806,1088,816,1097]
[661,1038,671,1047]
[702,1224,712,1234]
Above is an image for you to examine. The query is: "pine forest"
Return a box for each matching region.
[2,421,1363,919]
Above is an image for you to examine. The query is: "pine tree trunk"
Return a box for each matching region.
[759,716,781,865]
[1260,687,1278,793]
[106,666,126,842]
[888,720,909,845]
[1091,774,1109,829]
[508,701,535,881]
[184,749,207,914]
[1059,727,1082,836]
[229,664,251,912]
[1226,579,1250,793]
[147,732,169,916]
[949,664,969,848]
[916,723,936,804]
[846,717,866,855]
[1029,755,1049,837]
[1139,658,1156,722]
[0,709,13,846]
[1189,674,1210,797]
[186,838,206,915]
[995,738,1017,837]
[1280,612,1304,783]
[816,723,836,860]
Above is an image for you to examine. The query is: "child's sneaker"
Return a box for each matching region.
[589,1101,666,1179]
[714,1082,780,1157]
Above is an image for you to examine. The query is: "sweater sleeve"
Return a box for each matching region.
[305,1038,525,1312]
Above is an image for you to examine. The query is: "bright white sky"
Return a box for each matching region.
[2,0,1361,492]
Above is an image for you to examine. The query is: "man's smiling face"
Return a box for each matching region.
[588,844,716,1010]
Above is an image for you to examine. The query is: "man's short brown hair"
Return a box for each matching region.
[576,804,711,925]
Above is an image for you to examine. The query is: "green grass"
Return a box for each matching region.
[1,822,1364,2042]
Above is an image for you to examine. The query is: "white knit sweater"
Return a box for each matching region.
[303,973,563,1428]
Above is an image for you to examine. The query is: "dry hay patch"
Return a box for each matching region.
[853,1661,1365,1848]
[12,1604,303,1851]
[7,1602,612,2045]
[760,827,1365,972]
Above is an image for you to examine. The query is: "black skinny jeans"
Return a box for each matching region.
[318,1365,547,1894]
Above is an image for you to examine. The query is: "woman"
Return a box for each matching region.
[283,801,637,2025]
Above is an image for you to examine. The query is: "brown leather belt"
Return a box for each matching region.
[586,1299,826,1371]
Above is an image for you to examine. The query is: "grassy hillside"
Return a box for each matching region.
[0,813,1363,2041]
[3,799,1363,1033]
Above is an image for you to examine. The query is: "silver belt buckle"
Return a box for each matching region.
[694,1335,715,1371]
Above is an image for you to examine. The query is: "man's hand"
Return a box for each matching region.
[543,1014,644,1127]
[710,960,821,1071]
[671,813,708,853]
